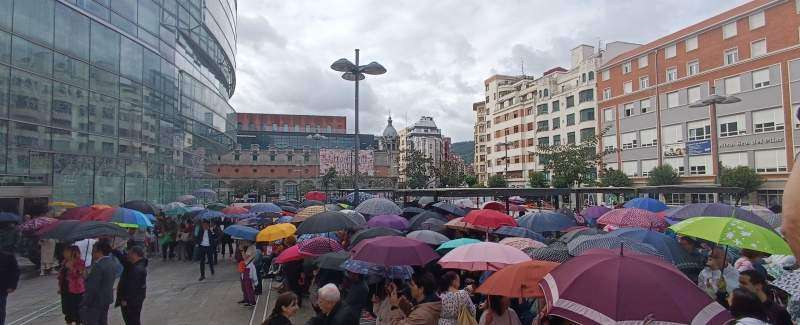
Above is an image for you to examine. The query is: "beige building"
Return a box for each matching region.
[473,101,490,185]
[399,116,445,186]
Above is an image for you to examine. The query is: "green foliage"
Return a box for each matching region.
[403,149,434,189]
[321,168,337,190]
[528,171,549,188]
[647,165,681,186]
[487,174,507,188]
[297,181,316,197]
[720,166,763,203]
[599,168,633,187]
[450,141,475,165]
[434,157,467,188]
[534,128,610,188]
[464,175,478,187]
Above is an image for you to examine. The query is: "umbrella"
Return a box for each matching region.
[415,196,436,207]
[623,197,668,212]
[493,226,546,242]
[238,216,273,227]
[771,271,800,297]
[164,202,186,211]
[355,198,402,216]
[345,192,375,203]
[296,211,357,235]
[304,191,327,202]
[192,189,217,200]
[432,202,468,217]
[524,242,572,263]
[367,214,409,231]
[0,212,21,223]
[567,234,664,258]
[41,220,129,242]
[164,206,191,217]
[508,204,527,212]
[481,201,506,212]
[314,251,350,271]
[197,209,224,220]
[108,208,154,228]
[293,205,327,223]
[463,209,516,229]
[444,217,488,232]
[340,210,366,227]
[476,260,560,298]
[436,238,481,253]
[409,211,447,230]
[406,230,449,245]
[608,228,701,270]
[176,194,196,204]
[557,227,605,244]
[300,200,324,208]
[597,208,667,231]
[499,237,546,250]
[250,203,283,214]
[341,259,414,280]
[517,211,576,233]
[666,203,774,230]
[121,200,158,215]
[18,217,58,233]
[49,201,77,209]
[350,236,438,266]
[298,237,343,257]
[452,198,476,209]
[509,196,525,204]
[275,245,304,264]
[298,232,339,243]
[349,227,403,248]
[670,216,792,255]
[580,206,611,221]
[418,218,446,232]
[324,204,343,211]
[256,223,296,242]
[401,207,425,219]
[439,242,530,271]
[539,248,732,324]
[741,205,782,228]
[59,206,92,220]
[205,202,228,211]
[222,206,249,215]
[223,225,258,241]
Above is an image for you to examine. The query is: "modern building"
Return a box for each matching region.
[0,0,238,212]
[472,101,489,185]
[597,0,799,206]
[236,113,346,134]
[398,116,445,186]
[481,43,638,187]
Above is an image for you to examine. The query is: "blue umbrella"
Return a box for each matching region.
[197,209,224,220]
[517,211,576,233]
[223,225,258,241]
[0,212,21,223]
[250,203,282,214]
[276,216,294,224]
[341,259,414,280]
[109,208,153,228]
[237,216,272,227]
[608,228,693,266]
[623,198,668,213]
[493,226,546,242]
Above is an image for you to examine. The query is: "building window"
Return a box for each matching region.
[538,137,549,146]
[537,104,548,115]
[638,55,648,68]
[543,89,549,97]
[753,69,770,89]
[623,81,633,94]
[553,135,561,146]
[666,91,679,108]
[687,120,711,141]
[270,154,276,161]
[624,103,634,117]
[664,157,686,174]
[579,108,595,122]
[665,44,677,58]
[602,69,610,81]
[622,61,632,74]
[578,89,594,103]
[272,123,278,130]
[552,117,560,130]
[283,124,289,132]
[641,159,658,176]
[293,125,300,132]
[640,128,657,147]
[567,132,576,144]
[604,108,615,122]
[252,153,258,161]
[688,86,702,104]
[566,96,575,108]
[639,76,649,89]
[724,48,739,65]
[552,100,560,112]
[751,39,767,58]
[666,67,678,82]
[749,11,765,30]
[662,124,683,144]
[724,76,741,95]
[305,124,311,132]
[622,161,639,177]
[580,127,596,142]
[755,149,787,173]
[719,114,746,137]
[603,88,611,100]
[602,135,617,152]
[689,155,711,175]
[537,120,549,131]
[720,152,749,168]
[687,60,699,76]
[640,99,651,113]
[588,71,594,80]
[621,132,638,149]
[566,113,575,126]
[723,22,737,39]
[686,35,698,51]
[234,153,240,161]
[753,108,785,133]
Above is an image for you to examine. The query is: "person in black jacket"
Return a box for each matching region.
[116,246,148,325]
[0,245,20,325]
[81,241,117,325]
[307,284,358,325]
[196,221,217,281]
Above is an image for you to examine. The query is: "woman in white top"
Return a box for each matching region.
[438,271,476,325]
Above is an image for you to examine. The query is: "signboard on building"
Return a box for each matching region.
[319,149,374,176]
[686,140,712,155]
[662,143,686,157]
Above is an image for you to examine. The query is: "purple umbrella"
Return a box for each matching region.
[666,203,773,230]
[350,236,438,266]
[366,214,409,231]
[580,206,611,221]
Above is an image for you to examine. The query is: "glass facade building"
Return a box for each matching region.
[0,0,237,206]
[236,131,377,151]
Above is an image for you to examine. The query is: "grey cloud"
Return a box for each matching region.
[236,15,287,49]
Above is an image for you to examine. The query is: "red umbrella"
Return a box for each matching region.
[477,260,560,297]
[463,209,517,229]
[597,208,667,232]
[80,206,116,222]
[298,237,343,257]
[304,191,327,202]
[19,217,58,233]
[539,248,731,324]
[222,206,248,215]
[481,201,506,212]
[275,245,304,264]
[58,206,92,220]
[351,236,438,266]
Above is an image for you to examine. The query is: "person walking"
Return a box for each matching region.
[80,241,117,325]
[438,271,476,325]
[196,220,216,281]
[58,245,85,325]
[40,237,57,275]
[262,292,298,325]
[0,244,20,325]
[117,246,148,325]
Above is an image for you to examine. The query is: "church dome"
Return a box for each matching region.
[382,116,398,138]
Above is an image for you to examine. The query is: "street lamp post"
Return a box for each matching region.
[689,88,740,187]
[331,49,386,206]
[307,133,328,198]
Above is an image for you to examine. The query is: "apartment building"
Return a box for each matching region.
[482,43,638,187]
[473,101,489,185]
[597,0,800,206]
[399,117,445,186]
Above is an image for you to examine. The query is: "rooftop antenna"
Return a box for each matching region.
[520,58,525,77]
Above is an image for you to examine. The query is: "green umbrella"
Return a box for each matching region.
[165,206,190,216]
[436,238,481,253]
[669,216,791,255]
[206,202,228,211]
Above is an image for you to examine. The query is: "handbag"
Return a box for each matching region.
[457,304,478,325]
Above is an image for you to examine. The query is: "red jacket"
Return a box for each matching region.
[58,259,85,294]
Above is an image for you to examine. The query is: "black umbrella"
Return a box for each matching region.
[286,199,302,206]
[418,218,447,232]
[121,200,158,215]
[301,200,324,208]
[401,207,425,219]
[282,206,299,214]
[432,202,468,217]
[325,204,343,211]
[349,227,402,248]
[416,196,437,207]
[314,251,350,271]
[557,227,604,244]
[409,210,447,230]
[523,242,571,263]
[296,211,357,235]
[274,200,296,208]
[42,221,129,242]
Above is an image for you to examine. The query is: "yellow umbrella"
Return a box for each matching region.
[292,205,326,223]
[257,223,297,242]
[49,201,77,208]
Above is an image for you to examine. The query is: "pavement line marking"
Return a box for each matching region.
[7,301,60,325]
[249,295,260,325]
[8,303,60,325]
[262,278,274,323]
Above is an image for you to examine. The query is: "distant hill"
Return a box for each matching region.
[451,141,474,165]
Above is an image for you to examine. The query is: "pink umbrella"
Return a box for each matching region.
[499,237,546,250]
[439,242,530,271]
[298,237,343,257]
[18,217,58,233]
[351,236,438,266]
[597,208,667,232]
[481,201,505,212]
[275,245,304,264]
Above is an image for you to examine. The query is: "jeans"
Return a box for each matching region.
[198,246,215,277]
[121,303,143,325]
[80,305,109,325]
[1,292,7,325]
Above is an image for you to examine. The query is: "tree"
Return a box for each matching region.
[599,168,633,187]
[321,167,337,190]
[433,156,467,187]
[297,180,316,197]
[528,171,549,188]
[534,128,610,188]
[487,174,507,188]
[229,179,257,197]
[464,175,478,187]
[402,149,434,189]
[720,166,763,204]
[647,165,681,186]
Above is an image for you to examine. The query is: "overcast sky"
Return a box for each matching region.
[230,0,746,142]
